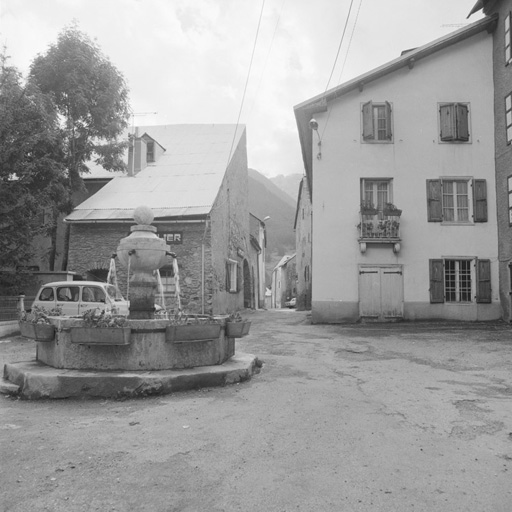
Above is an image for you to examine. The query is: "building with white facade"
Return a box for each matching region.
[294,16,500,323]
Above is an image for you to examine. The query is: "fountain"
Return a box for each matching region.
[3,206,259,399]
[117,205,168,319]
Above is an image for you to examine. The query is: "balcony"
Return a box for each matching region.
[358,204,402,253]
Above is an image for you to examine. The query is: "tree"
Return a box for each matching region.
[0,52,69,291]
[29,23,130,192]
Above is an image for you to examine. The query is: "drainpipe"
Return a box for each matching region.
[201,217,209,314]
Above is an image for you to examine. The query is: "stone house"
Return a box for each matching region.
[271,254,296,309]
[65,124,253,315]
[469,0,512,321]
[294,177,312,311]
[294,16,500,323]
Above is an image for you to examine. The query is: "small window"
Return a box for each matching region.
[439,103,470,142]
[226,259,239,293]
[505,12,511,65]
[362,101,393,142]
[147,141,155,163]
[506,93,512,144]
[82,286,106,303]
[361,179,392,217]
[508,176,512,225]
[159,266,175,294]
[426,179,487,223]
[39,288,54,301]
[429,258,491,304]
[57,286,79,302]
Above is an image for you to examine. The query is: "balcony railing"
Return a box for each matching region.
[358,209,402,253]
[358,216,401,239]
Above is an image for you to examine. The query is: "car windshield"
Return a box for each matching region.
[106,284,125,301]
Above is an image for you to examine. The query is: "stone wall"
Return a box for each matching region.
[67,220,215,314]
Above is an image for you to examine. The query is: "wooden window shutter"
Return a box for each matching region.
[456,103,469,141]
[385,101,392,140]
[476,259,491,303]
[429,259,445,303]
[226,261,231,291]
[473,179,487,222]
[236,263,242,293]
[440,104,455,141]
[362,101,374,140]
[426,179,443,222]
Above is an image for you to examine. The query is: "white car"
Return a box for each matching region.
[31,281,130,316]
[285,297,296,309]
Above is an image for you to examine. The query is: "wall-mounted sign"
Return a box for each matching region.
[158,231,183,244]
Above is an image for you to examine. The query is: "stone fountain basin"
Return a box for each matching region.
[35,317,234,371]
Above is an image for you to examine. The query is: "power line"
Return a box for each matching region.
[323,0,355,94]
[226,0,266,166]
[247,0,287,120]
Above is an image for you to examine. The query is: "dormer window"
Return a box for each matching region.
[147,141,155,163]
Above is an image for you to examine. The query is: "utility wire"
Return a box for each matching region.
[247,0,287,119]
[321,0,363,140]
[336,0,364,86]
[226,0,266,166]
[323,0,355,94]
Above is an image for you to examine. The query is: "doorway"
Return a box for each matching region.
[359,265,403,321]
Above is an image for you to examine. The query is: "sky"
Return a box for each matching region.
[0,0,483,178]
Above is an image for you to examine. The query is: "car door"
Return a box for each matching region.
[55,285,80,316]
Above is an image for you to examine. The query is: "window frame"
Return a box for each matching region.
[226,259,239,294]
[506,93,512,145]
[438,102,471,143]
[361,101,393,143]
[429,258,491,304]
[361,178,393,217]
[505,12,511,66]
[508,175,512,226]
[426,178,487,224]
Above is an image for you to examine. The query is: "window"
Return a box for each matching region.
[429,258,491,304]
[147,141,155,163]
[506,12,511,65]
[444,260,472,302]
[159,266,175,295]
[439,103,470,142]
[362,101,392,142]
[509,176,512,225]
[426,179,487,223]
[226,259,239,293]
[82,287,106,303]
[506,93,512,144]
[361,179,392,216]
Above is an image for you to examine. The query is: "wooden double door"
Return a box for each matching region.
[359,265,403,321]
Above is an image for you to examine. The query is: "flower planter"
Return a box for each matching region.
[166,324,221,343]
[361,209,378,216]
[226,321,251,338]
[19,321,55,342]
[383,209,402,217]
[242,321,251,336]
[70,327,131,346]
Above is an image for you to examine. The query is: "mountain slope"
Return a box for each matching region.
[248,169,296,278]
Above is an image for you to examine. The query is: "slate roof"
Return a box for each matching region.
[66,124,246,222]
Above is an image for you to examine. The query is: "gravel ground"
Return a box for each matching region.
[1,310,512,512]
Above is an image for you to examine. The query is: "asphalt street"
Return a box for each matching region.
[1,309,512,511]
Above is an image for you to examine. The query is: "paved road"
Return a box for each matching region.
[1,310,512,511]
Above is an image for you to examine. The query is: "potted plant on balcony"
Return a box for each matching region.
[383,202,402,216]
[165,313,222,343]
[70,309,131,345]
[360,200,378,216]
[19,305,60,342]
[225,312,251,338]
